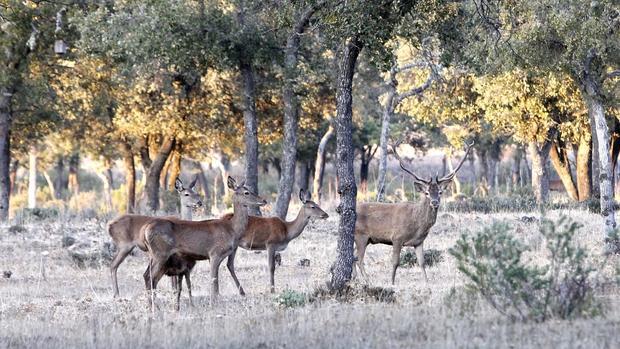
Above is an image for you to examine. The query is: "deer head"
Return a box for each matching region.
[175,177,203,208]
[227,176,267,207]
[299,189,329,219]
[392,141,473,209]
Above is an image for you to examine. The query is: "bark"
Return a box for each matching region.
[330,38,362,291]
[28,146,37,209]
[590,115,601,199]
[122,141,136,214]
[42,171,56,200]
[511,146,523,188]
[273,0,324,219]
[313,125,334,203]
[192,160,210,215]
[240,61,261,216]
[167,147,182,191]
[159,154,171,190]
[359,145,377,194]
[549,140,579,201]
[528,140,552,204]
[54,156,65,199]
[144,137,176,212]
[68,152,79,196]
[584,90,616,229]
[97,158,114,212]
[0,91,12,220]
[377,83,396,202]
[576,133,592,201]
[610,127,620,193]
[9,159,18,195]
[297,161,311,192]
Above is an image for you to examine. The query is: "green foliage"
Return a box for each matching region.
[450,217,603,322]
[274,289,308,308]
[399,248,443,268]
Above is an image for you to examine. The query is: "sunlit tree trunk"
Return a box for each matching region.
[42,171,56,200]
[549,139,579,201]
[330,37,362,291]
[167,145,182,191]
[528,141,551,204]
[576,133,592,201]
[9,159,18,195]
[313,125,333,203]
[122,141,135,214]
[27,145,37,209]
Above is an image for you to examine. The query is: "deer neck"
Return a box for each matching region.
[231,200,250,239]
[180,204,193,220]
[284,207,311,242]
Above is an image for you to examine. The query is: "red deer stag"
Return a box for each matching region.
[223,189,328,292]
[108,177,203,297]
[354,142,473,284]
[143,176,267,307]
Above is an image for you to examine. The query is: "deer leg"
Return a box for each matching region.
[415,243,428,283]
[170,275,178,291]
[110,244,134,297]
[267,245,276,293]
[143,262,152,290]
[185,270,193,307]
[147,259,167,311]
[210,255,225,305]
[226,249,246,296]
[391,242,403,285]
[175,273,183,312]
[354,235,369,281]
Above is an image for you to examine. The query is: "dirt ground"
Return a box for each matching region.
[0,207,619,348]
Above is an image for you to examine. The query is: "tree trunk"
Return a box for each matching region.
[274,5,320,219]
[42,171,56,200]
[192,160,210,215]
[0,91,12,220]
[313,125,333,203]
[549,140,579,201]
[330,38,362,291]
[511,146,522,188]
[28,146,37,208]
[9,159,18,195]
[589,115,601,200]
[144,137,176,212]
[377,83,396,202]
[98,158,114,212]
[54,156,65,199]
[446,149,462,195]
[159,154,171,190]
[122,142,136,214]
[68,152,80,196]
[528,141,552,204]
[297,161,310,193]
[240,61,261,216]
[584,90,616,230]
[359,147,373,194]
[576,133,592,201]
[167,147,182,191]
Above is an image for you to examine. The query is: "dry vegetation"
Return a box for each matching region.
[0,206,619,349]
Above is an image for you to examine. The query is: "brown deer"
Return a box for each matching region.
[108,177,203,297]
[354,142,473,284]
[223,189,328,292]
[143,176,267,307]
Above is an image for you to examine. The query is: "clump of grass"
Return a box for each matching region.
[310,285,395,304]
[399,249,443,268]
[449,217,603,322]
[274,289,307,308]
[8,225,27,234]
[19,207,60,220]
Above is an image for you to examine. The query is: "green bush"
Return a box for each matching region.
[274,289,307,308]
[399,249,443,268]
[449,217,602,322]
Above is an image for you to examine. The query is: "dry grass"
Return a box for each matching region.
[0,208,619,348]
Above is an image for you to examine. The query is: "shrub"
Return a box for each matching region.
[310,285,395,304]
[399,249,443,268]
[449,217,602,322]
[274,289,307,308]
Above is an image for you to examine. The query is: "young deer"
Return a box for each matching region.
[224,189,328,292]
[355,142,473,284]
[143,176,267,307]
[107,177,203,297]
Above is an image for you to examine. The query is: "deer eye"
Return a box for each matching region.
[438,190,443,195]
[185,193,189,196]
[244,191,249,195]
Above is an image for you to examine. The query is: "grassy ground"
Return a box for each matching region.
[0,207,618,348]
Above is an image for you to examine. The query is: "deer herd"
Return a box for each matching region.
[108,143,473,311]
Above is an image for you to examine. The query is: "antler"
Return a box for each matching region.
[390,140,430,184]
[438,141,474,183]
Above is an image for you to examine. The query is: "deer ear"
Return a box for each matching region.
[414,182,427,193]
[299,189,306,203]
[305,189,312,202]
[227,176,236,190]
[439,180,453,191]
[175,178,183,192]
[188,176,198,190]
